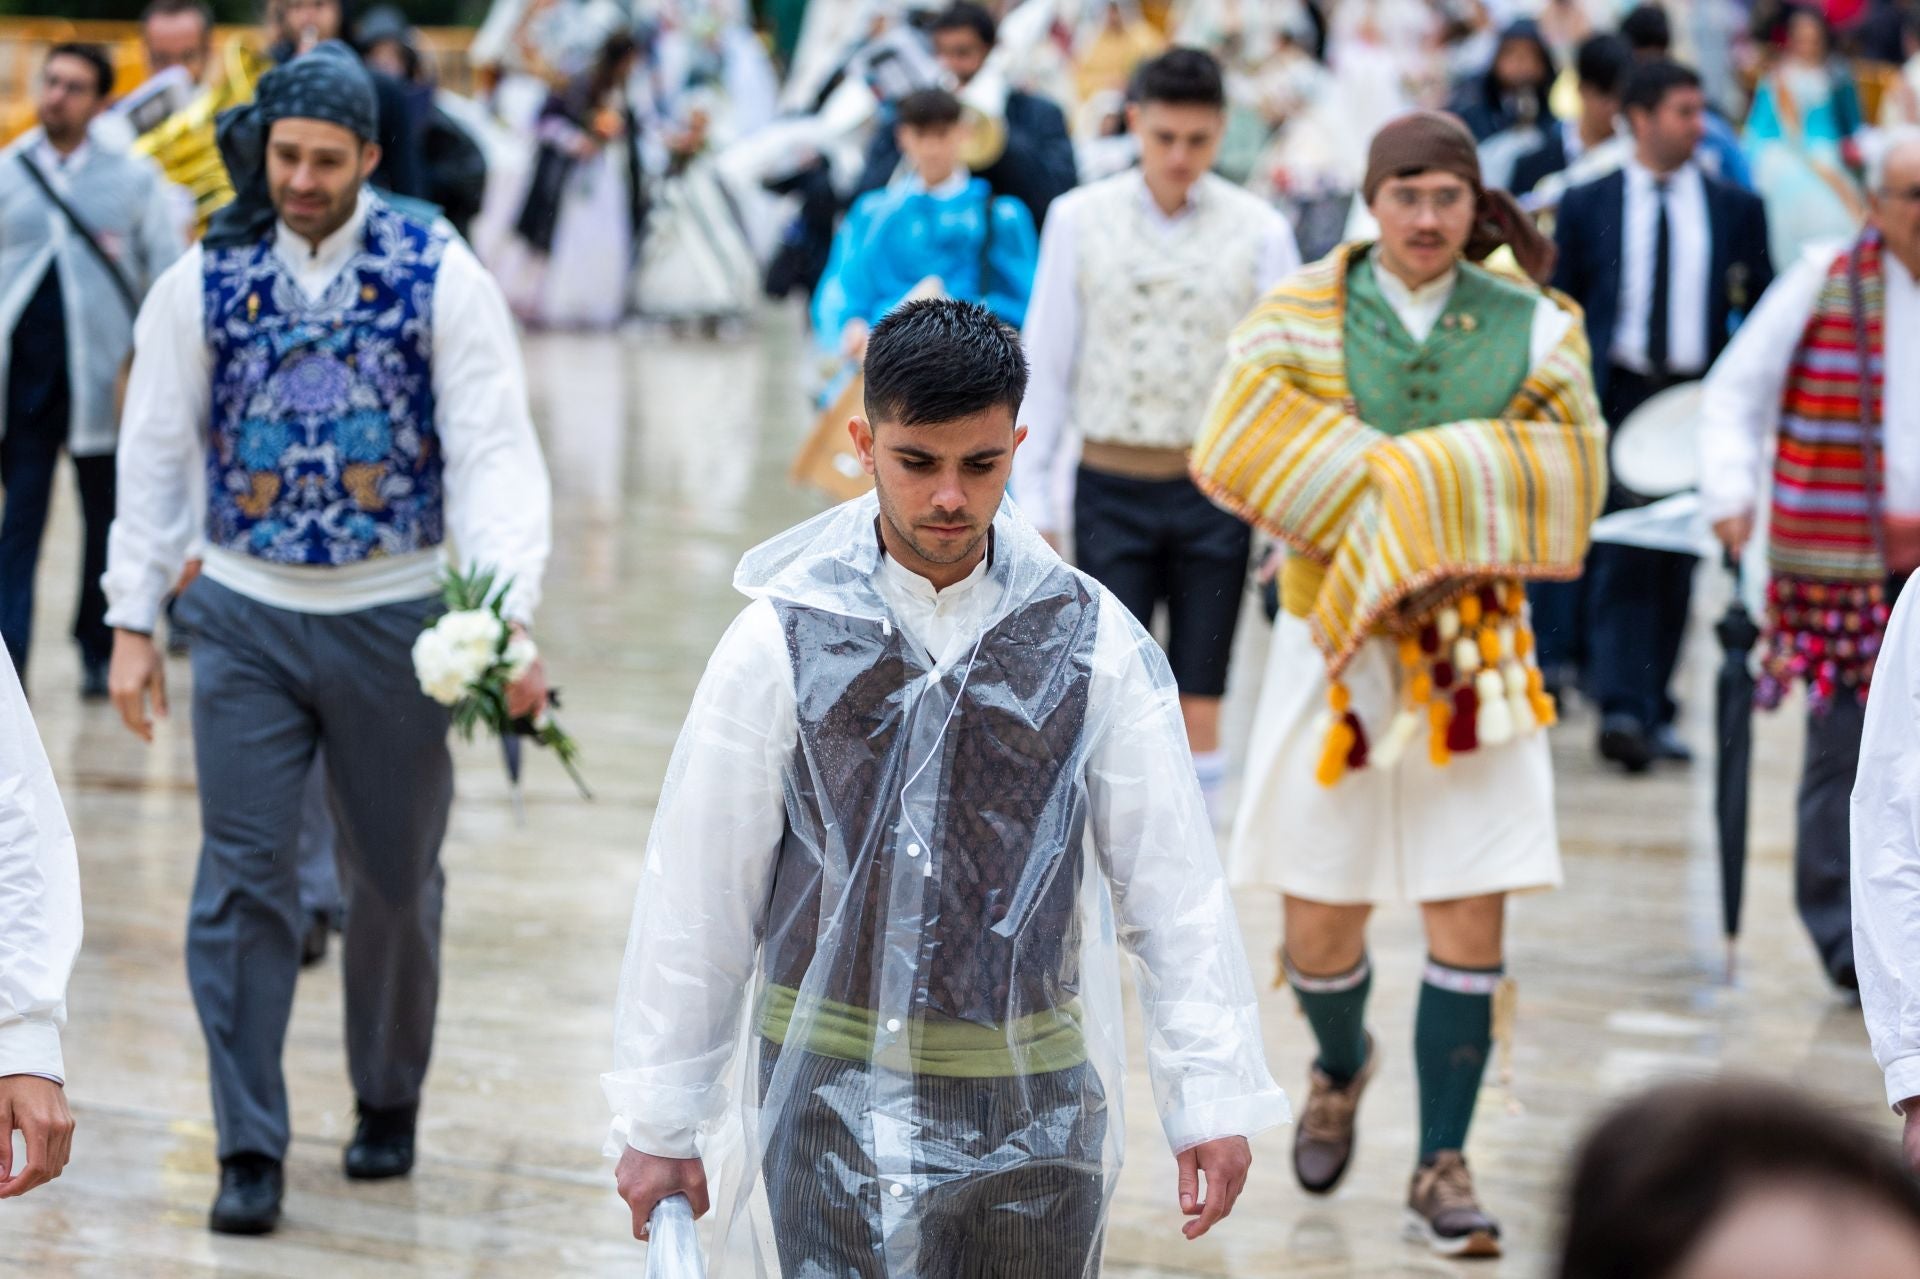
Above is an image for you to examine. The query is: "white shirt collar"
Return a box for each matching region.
[1625,157,1697,192]
[906,169,972,198]
[1368,244,1457,312]
[1133,169,1205,223]
[33,135,89,172]
[274,189,371,273]
[877,538,992,602]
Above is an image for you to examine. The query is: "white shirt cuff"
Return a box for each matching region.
[1885,1055,1920,1114]
[0,1019,65,1082]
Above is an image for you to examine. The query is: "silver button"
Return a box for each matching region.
[885,1018,902,1033]
[889,1182,906,1198]
[907,843,922,858]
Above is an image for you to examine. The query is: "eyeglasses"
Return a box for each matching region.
[1383,186,1471,214]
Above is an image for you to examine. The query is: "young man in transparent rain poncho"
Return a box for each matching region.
[605,299,1289,1274]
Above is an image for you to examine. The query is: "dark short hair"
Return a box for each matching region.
[45,43,114,97]
[1575,33,1633,96]
[864,299,1027,429]
[141,0,214,31]
[1621,57,1702,116]
[1129,47,1226,110]
[895,87,963,131]
[1557,1078,1920,1279]
[929,3,996,48]
[1620,3,1672,53]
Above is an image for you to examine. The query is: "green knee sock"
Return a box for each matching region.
[1285,953,1372,1084]
[1415,957,1501,1162]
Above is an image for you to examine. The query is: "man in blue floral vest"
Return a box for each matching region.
[100,43,552,1236]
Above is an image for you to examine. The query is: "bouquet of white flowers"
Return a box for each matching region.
[412,566,589,801]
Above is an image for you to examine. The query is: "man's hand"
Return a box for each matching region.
[615,1147,709,1241]
[1174,1135,1251,1240]
[108,629,167,743]
[0,1075,74,1199]
[1903,1103,1920,1176]
[1714,511,1755,560]
[505,625,550,721]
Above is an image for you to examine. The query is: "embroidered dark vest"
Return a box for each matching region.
[766,566,1098,1028]
[201,201,446,565]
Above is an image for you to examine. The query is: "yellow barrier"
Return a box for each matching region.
[0,17,476,145]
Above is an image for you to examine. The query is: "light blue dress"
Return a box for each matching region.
[811,175,1038,350]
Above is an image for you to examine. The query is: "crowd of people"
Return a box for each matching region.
[5,0,1920,1274]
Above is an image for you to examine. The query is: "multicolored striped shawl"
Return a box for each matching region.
[1190,242,1607,677]
[1757,232,1891,712]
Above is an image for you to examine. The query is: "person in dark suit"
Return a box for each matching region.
[1510,33,1631,198]
[1544,59,1772,773]
[852,3,1077,229]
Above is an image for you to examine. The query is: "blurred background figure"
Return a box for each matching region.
[0,43,182,697]
[1744,5,1867,265]
[1557,1078,1920,1279]
[493,28,644,328]
[141,0,214,84]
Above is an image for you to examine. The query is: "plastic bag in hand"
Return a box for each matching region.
[645,1193,705,1278]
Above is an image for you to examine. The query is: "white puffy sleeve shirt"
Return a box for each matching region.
[1854,580,1920,1112]
[603,564,1287,1158]
[0,640,81,1082]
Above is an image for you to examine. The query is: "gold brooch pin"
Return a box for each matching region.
[247,293,259,321]
[361,284,377,303]
[1460,314,1478,332]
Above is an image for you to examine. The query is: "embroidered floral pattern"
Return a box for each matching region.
[202,201,447,566]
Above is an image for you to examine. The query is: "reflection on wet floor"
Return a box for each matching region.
[5,305,1886,1276]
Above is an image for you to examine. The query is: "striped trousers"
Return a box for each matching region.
[758,1043,1108,1277]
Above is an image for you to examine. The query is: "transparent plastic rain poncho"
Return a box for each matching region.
[604,495,1288,1276]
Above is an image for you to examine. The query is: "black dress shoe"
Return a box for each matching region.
[209,1153,283,1235]
[344,1101,417,1180]
[80,657,109,701]
[1598,714,1654,774]
[1651,723,1694,763]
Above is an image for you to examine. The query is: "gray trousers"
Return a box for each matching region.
[176,579,453,1161]
[297,749,343,921]
[1798,697,1865,986]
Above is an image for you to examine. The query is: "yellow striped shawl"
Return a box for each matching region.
[1191,243,1608,677]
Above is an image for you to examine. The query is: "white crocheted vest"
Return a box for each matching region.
[1069,173,1271,450]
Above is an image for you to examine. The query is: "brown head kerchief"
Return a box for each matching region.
[1361,110,1557,286]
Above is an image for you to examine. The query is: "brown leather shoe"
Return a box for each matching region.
[1405,1151,1502,1258]
[1292,1034,1376,1194]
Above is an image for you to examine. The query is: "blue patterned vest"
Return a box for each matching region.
[202,200,446,565]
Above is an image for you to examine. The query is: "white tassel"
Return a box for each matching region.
[1476,669,1514,745]
[1503,662,1537,734]
[1454,636,1482,675]
[1437,606,1461,643]
[1371,709,1422,769]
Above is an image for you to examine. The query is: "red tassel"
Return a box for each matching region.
[1345,711,1370,769]
[1447,685,1480,752]
[1433,659,1457,689]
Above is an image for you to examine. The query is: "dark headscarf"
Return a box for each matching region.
[1362,111,1558,287]
[205,41,380,249]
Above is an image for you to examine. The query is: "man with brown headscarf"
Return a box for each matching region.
[1192,110,1606,1258]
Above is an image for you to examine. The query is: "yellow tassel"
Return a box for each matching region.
[1410,671,1434,704]
[1515,626,1535,660]
[1428,699,1452,766]
[1327,681,1351,714]
[1458,592,1482,628]
[1525,666,1558,727]
[1478,628,1502,666]
[1398,636,1422,668]
[1316,715,1356,787]
[1504,581,1527,614]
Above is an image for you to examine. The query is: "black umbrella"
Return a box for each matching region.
[1714,550,1760,981]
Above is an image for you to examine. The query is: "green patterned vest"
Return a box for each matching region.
[1343,255,1535,437]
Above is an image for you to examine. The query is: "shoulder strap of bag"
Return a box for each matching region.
[17,151,141,317]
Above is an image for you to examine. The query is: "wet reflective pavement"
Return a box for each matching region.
[3,306,1886,1276]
